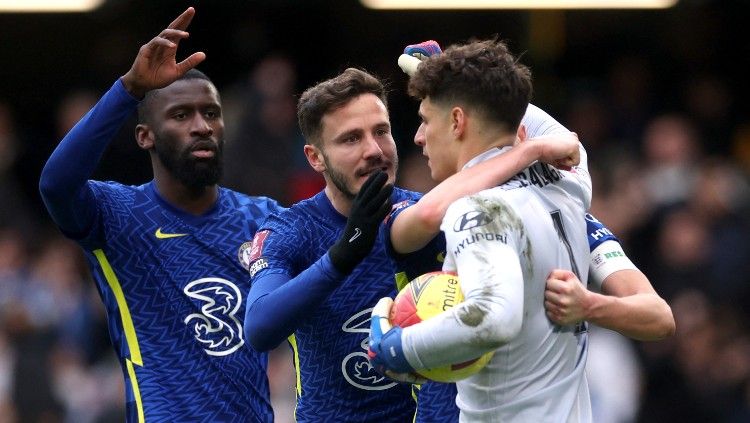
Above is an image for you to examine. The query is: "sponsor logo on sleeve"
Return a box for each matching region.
[249,230,269,262]
[249,258,269,278]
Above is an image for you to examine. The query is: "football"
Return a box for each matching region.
[389,271,494,382]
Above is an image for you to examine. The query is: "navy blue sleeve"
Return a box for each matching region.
[380,199,447,290]
[38,79,139,238]
[585,213,619,252]
[244,253,344,351]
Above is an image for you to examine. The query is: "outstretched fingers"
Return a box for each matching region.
[167,7,196,31]
[176,52,206,74]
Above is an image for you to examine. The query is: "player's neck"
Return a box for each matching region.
[154,176,219,216]
[324,184,353,217]
[456,133,516,171]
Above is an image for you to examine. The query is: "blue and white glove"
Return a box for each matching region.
[397,40,443,76]
[368,297,425,384]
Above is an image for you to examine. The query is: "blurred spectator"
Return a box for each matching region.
[641,114,701,209]
[683,74,736,155]
[564,92,615,161]
[586,326,643,423]
[606,55,656,150]
[688,158,750,308]
[222,54,323,205]
[0,102,37,232]
[267,346,296,423]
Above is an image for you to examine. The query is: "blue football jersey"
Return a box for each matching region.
[382,199,459,423]
[78,180,279,423]
[252,188,421,423]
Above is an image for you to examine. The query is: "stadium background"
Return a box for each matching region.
[1,0,749,421]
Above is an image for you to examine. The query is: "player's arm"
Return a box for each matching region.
[523,103,593,211]
[39,7,205,237]
[246,172,393,351]
[390,132,579,254]
[371,198,525,373]
[544,215,676,341]
[246,254,344,351]
[544,252,675,342]
[38,79,138,237]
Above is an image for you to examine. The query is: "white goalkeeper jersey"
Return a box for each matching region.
[401,146,592,423]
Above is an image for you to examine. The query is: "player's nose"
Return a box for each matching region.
[414,123,426,146]
[191,115,214,137]
[362,133,385,159]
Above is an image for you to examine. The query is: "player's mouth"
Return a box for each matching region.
[190,141,218,159]
[357,165,390,179]
[191,149,215,159]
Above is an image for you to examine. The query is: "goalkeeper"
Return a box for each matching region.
[371,42,674,421]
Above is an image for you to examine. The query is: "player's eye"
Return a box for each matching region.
[173,112,188,120]
[204,109,221,119]
[375,128,390,137]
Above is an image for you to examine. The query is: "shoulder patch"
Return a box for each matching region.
[249,230,269,262]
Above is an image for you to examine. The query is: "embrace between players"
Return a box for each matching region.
[40,6,675,423]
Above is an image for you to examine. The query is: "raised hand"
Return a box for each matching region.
[397,40,442,76]
[533,132,581,170]
[120,7,206,99]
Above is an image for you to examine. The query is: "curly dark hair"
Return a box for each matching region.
[408,38,532,133]
[297,68,389,146]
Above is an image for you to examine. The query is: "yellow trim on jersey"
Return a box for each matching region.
[93,249,143,365]
[411,384,420,423]
[288,334,302,396]
[94,249,145,421]
[288,334,302,422]
[395,271,410,291]
[126,358,145,423]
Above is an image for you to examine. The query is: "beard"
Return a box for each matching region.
[154,135,224,189]
[321,151,397,201]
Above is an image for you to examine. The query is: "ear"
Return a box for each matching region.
[135,124,154,150]
[304,144,326,173]
[450,107,467,139]
[516,124,527,143]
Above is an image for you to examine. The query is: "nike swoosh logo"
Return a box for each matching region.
[155,228,188,239]
[349,228,362,243]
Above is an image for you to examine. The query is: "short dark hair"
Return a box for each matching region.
[137,68,215,124]
[408,38,532,133]
[297,68,388,146]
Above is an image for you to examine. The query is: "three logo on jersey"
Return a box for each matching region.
[183,277,246,356]
[153,227,247,357]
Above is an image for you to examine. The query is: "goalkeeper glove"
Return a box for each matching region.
[328,171,393,274]
[397,40,443,76]
[368,297,424,383]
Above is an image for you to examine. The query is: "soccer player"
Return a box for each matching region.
[38,8,279,422]
[243,67,582,421]
[368,38,596,421]
[544,213,675,341]
[382,40,675,423]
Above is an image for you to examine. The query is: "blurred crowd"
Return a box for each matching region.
[1,46,749,423]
